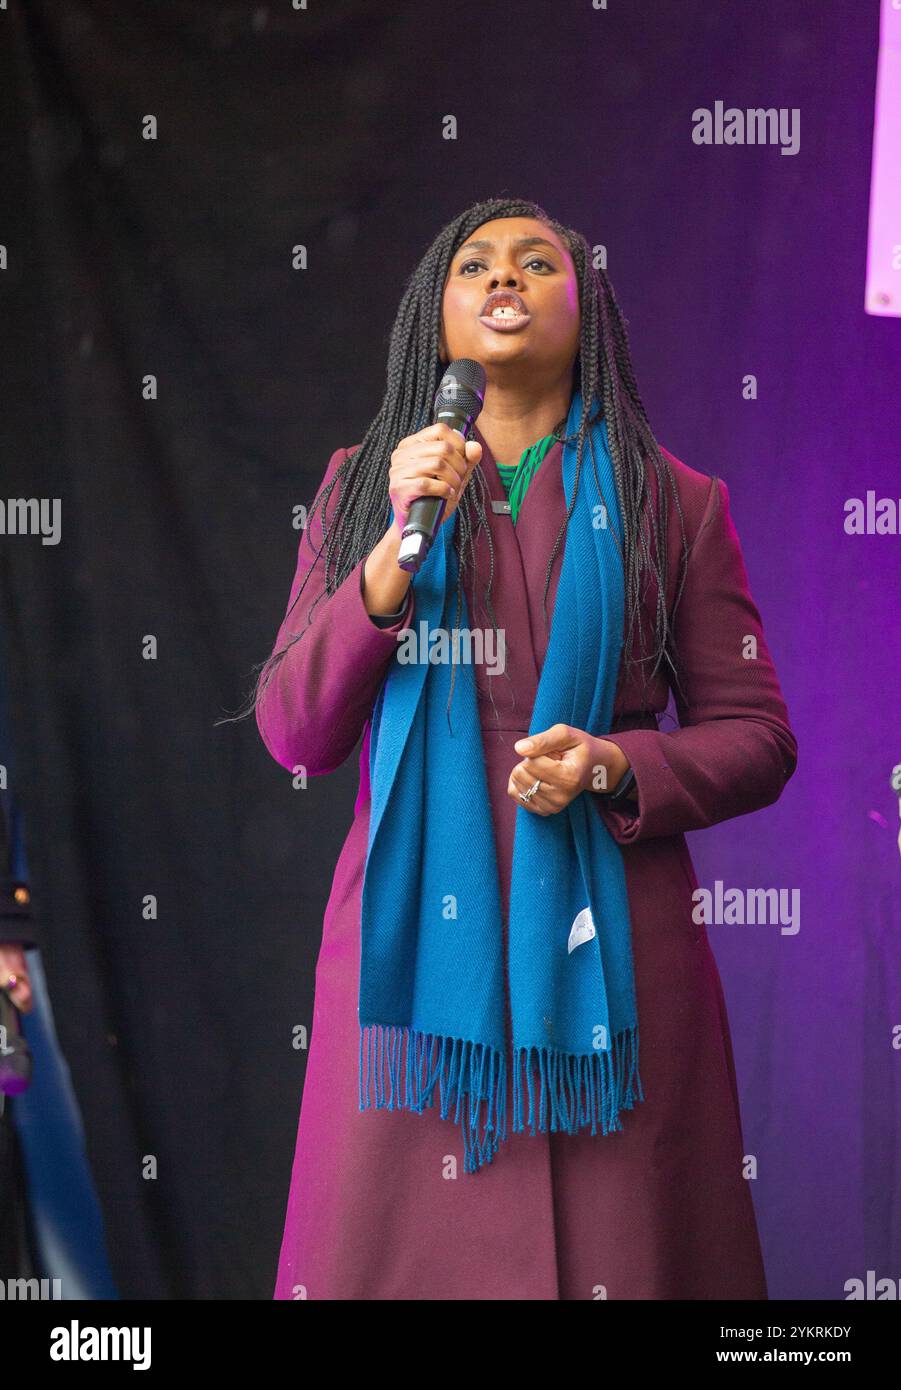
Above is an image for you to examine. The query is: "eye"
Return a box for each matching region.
[458,256,554,275]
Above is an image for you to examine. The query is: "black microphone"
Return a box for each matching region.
[396,358,487,573]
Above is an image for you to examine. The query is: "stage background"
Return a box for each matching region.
[1,0,898,1298]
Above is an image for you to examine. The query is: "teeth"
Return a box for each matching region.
[490,305,521,318]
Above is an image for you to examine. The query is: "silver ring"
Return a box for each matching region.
[518,778,541,804]
[2,974,18,992]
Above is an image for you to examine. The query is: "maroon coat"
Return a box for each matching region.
[259,423,798,1300]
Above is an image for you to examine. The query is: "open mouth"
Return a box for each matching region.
[478,306,532,333]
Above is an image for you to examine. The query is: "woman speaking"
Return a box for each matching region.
[254,196,798,1301]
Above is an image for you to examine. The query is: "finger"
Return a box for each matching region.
[516,753,577,788]
[462,441,482,479]
[393,425,449,450]
[394,477,458,510]
[508,769,553,816]
[397,446,468,483]
[397,425,468,463]
[411,423,468,445]
[514,723,575,756]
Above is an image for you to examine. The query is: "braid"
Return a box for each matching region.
[222,196,690,733]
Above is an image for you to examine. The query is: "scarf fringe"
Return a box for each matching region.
[359,1022,643,1173]
[359,1025,508,1174]
[512,1024,643,1137]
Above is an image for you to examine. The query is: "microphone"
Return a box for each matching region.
[396,358,487,573]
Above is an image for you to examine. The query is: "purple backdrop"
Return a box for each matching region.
[532,0,901,1298]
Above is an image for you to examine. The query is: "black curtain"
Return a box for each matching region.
[1,0,444,1298]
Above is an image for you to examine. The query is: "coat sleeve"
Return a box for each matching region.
[595,474,797,844]
[256,446,414,775]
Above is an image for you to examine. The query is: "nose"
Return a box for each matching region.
[487,255,524,290]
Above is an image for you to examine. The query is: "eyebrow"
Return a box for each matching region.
[454,235,562,257]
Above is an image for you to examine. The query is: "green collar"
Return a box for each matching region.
[494,432,557,524]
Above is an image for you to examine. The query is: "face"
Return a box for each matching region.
[439,216,581,382]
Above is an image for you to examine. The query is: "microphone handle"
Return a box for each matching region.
[397,423,467,574]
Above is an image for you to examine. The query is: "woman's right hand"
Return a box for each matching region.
[388,423,482,535]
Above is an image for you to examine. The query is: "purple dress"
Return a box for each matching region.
[259,424,797,1300]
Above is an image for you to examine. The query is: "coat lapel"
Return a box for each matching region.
[466,425,567,707]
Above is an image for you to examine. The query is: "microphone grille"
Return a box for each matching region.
[434,358,487,417]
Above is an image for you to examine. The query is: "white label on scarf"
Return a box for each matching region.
[568,906,596,954]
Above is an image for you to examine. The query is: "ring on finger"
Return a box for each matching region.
[518,778,541,805]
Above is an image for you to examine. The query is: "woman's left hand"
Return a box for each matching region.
[507,723,631,816]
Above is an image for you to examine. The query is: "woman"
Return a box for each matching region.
[253,196,797,1300]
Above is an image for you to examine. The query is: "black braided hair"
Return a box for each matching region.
[224,196,690,734]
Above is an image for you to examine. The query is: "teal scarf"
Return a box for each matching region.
[359,389,642,1173]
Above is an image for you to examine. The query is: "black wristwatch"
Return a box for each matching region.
[362,559,409,627]
[599,766,636,802]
